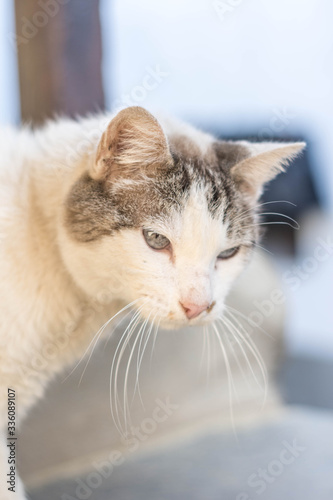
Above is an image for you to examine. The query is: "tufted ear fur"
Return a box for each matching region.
[91,106,173,181]
[229,141,306,200]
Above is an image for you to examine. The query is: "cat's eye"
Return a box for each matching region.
[143,229,171,250]
[217,246,240,260]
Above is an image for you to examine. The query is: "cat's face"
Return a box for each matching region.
[68,178,254,329]
[62,107,304,329]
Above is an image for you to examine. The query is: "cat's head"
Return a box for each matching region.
[61,107,304,329]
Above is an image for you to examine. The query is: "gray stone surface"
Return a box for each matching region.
[29,408,333,500]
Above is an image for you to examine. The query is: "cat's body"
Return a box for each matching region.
[0,107,304,499]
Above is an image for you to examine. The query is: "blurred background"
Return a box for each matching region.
[1,1,332,498]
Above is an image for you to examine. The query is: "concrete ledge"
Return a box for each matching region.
[28,407,333,500]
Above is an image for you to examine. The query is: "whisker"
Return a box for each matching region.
[102,307,135,352]
[225,309,268,378]
[137,313,155,373]
[205,325,212,386]
[231,200,297,224]
[211,323,237,439]
[111,313,140,435]
[112,311,143,436]
[110,304,145,435]
[256,200,296,208]
[251,242,274,256]
[124,315,150,419]
[63,298,141,383]
[80,303,142,387]
[256,212,299,228]
[215,321,241,403]
[199,325,207,375]
[135,312,157,405]
[224,310,268,408]
[242,221,299,230]
[218,317,253,394]
[219,316,264,393]
[149,316,161,368]
[123,316,148,432]
[225,304,273,340]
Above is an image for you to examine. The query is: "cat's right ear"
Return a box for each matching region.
[215,140,305,201]
[90,107,173,181]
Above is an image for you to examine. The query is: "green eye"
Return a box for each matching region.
[143,229,171,250]
[217,246,240,260]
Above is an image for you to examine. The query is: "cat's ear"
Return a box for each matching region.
[91,106,173,181]
[227,141,306,200]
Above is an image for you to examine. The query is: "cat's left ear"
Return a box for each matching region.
[91,106,173,181]
[225,141,306,200]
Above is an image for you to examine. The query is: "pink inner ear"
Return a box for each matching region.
[230,142,305,200]
[91,106,173,181]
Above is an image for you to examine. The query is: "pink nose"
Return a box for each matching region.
[180,301,211,320]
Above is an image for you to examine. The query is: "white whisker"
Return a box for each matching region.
[123,316,148,432]
[199,326,207,375]
[215,321,241,403]
[242,221,299,230]
[219,316,263,393]
[211,323,237,439]
[256,212,299,227]
[103,307,135,351]
[113,311,143,436]
[232,200,297,225]
[110,303,146,435]
[224,309,268,408]
[63,298,141,384]
[218,317,253,394]
[225,304,273,340]
[252,242,274,256]
[149,316,161,368]
[205,326,212,386]
[134,312,157,405]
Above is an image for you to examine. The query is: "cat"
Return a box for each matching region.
[0,106,304,499]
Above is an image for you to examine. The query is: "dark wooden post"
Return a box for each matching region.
[14,0,104,125]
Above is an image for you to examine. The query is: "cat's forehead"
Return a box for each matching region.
[113,149,237,222]
[148,184,228,255]
[159,139,246,220]
[65,138,250,243]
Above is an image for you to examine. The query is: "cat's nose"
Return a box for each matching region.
[179,301,212,320]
